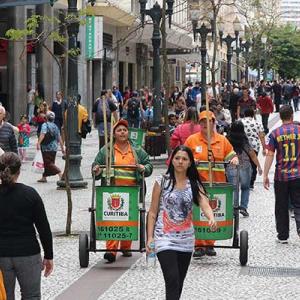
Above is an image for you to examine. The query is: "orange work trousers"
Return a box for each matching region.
[195,239,215,248]
[106,240,132,257]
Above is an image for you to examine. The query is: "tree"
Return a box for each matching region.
[236,0,281,79]
[269,24,300,79]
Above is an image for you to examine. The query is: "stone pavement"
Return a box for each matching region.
[14,112,300,299]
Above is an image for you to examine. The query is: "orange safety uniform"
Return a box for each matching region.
[185,131,236,248]
[106,142,137,256]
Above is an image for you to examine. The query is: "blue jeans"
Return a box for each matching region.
[227,166,252,209]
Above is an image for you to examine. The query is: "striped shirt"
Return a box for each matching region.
[0,122,17,153]
[267,123,300,181]
[114,142,137,186]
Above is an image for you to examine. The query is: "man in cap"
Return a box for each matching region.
[185,110,238,258]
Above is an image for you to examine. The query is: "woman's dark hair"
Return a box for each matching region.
[0,152,21,185]
[184,106,199,124]
[227,121,249,154]
[244,108,254,118]
[165,145,206,205]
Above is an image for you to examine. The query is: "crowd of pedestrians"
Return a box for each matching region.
[0,78,300,299]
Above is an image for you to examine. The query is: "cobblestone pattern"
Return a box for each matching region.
[98,183,300,300]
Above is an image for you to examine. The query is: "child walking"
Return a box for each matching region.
[17,115,31,162]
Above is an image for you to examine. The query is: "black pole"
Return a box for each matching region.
[223,34,235,104]
[243,41,250,84]
[235,34,240,83]
[151,4,162,127]
[57,0,87,189]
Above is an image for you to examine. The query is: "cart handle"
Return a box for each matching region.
[97,164,139,169]
[195,161,239,166]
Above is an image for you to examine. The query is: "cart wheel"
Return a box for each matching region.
[79,233,89,268]
[239,230,248,266]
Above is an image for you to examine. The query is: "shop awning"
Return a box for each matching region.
[90,2,136,27]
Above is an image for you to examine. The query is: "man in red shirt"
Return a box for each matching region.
[257,92,274,134]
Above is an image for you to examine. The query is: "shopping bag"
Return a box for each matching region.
[0,270,6,300]
[32,150,44,174]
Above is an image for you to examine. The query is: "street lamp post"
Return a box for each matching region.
[261,36,267,81]
[139,0,174,127]
[241,40,251,84]
[50,0,95,188]
[219,29,236,104]
[192,22,211,103]
[233,17,242,83]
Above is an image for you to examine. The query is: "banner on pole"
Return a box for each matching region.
[86,16,103,60]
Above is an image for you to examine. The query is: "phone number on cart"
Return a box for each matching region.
[99,226,133,239]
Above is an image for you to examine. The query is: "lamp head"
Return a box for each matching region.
[139,0,147,27]
[166,0,174,28]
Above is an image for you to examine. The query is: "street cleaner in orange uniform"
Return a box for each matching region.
[93,120,153,263]
[185,111,238,258]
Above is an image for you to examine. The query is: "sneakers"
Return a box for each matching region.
[104,252,116,263]
[121,250,132,257]
[239,208,249,217]
[276,239,288,244]
[193,248,206,258]
[205,247,217,256]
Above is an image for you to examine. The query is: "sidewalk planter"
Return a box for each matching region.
[145,132,166,156]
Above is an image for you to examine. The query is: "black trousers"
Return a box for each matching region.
[250,150,258,187]
[261,113,269,134]
[274,179,300,240]
[274,95,281,112]
[157,250,192,300]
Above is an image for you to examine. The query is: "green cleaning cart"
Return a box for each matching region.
[79,165,146,268]
[193,164,249,266]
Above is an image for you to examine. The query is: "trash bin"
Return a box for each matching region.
[95,185,140,241]
[193,183,234,240]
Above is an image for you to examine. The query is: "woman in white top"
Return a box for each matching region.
[147,145,217,300]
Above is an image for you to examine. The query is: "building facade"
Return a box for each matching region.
[0,0,193,122]
[280,0,300,27]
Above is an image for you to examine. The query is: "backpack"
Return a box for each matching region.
[41,123,56,145]
[186,89,195,107]
[96,98,111,123]
[127,98,140,118]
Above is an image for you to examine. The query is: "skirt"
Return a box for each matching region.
[41,151,61,177]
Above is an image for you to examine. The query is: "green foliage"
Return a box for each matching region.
[68,47,81,57]
[269,24,300,79]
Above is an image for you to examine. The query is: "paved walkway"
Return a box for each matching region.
[14,112,300,299]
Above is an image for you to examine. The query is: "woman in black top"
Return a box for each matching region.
[0,152,53,299]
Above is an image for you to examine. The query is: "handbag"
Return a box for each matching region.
[0,270,6,300]
[81,119,92,139]
[32,150,44,174]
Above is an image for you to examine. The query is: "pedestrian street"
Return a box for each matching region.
[14,112,300,300]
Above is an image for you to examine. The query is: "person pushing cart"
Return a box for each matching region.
[185,110,239,258]
[92,119,153,263]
